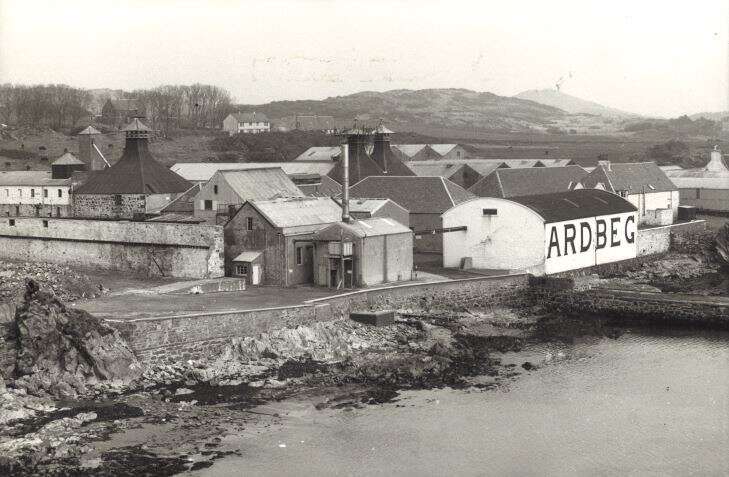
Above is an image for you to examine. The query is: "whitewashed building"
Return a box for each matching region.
[0,171,73,218]
[666,146,729,212]
[441,189,638,275]
[222,112,270,135]
[575,161,678,225]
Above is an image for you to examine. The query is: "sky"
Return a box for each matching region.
[0,0,727,117]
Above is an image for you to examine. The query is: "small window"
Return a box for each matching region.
[30,189,35,198]
[114,194,123,206]
[14,206,19,216]
[4,189,8,197]
[246,217,253,231]
[235,264,248,275]
[696,189,701,199]
[296,247,303,265]
[43,189,48,198]
[56,207,61,217]
[8,219,15,226]
[42,220,48,228]
[57,189,62,198]
[18,189,22,197]
[213,185,218,194]
[482,208,498,216]
[204,200,213,210]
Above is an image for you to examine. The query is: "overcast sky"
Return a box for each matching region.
[1,0,727,117]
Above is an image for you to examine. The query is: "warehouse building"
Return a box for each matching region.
[468,165,587,198]
[312,218,413,288]
[0,171,73,218]
[576,161,678,225]
[407,161,483,189]
[442,189,638,275]
[666,147,729,212]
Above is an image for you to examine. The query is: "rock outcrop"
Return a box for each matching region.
[10,280,142,398]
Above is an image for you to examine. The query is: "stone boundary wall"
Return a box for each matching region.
[106,273,529,364]
[0,218,224,279]
[537,288,729,329]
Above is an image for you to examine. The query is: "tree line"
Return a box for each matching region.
[0,83,233,133]
[0,84,92,130]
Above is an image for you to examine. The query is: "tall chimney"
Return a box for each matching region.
[340,143,350,223]
[598,159,611,171]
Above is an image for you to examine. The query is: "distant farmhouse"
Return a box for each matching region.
[277,114,337,133]
[223,112,270,135]
[101,99,142,128]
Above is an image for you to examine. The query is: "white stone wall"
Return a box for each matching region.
[0,185,71,206]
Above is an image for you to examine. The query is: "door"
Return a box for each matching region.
[251,265,261,285]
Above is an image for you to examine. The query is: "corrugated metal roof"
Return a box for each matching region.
[469,165,588,198]
[510,189,637,223]
[218,168,304,200]
[248,196,342,229]
[349,176,474,214]
[293,146,341,162]
[0,171,70,186]
[316,218,411,240]
[170,162,336,182]
[52,152,85,166]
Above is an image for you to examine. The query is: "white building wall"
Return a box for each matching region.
[626,190,677,224]
[442,198,544,272]
[0,185,71,206]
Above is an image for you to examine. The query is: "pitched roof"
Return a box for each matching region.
[52,152,85,166]
[334,198,407,214]
[0,171,70,186]
[665,150,729,188]
[145,213,206,224]
[74,132,192,195]
[170,162,336,182]
[246,196,342,229]
[582,162,677,194]
[231,112,269,124]
[122,118,152,132]
[293,146,341,162]
[540,159,575,167]
[327,147,385,185]
[469,165,588,198]
[295,174,343,197]
[349,176,474,214]
[429,144,458,156]
[407,161,468,180]
[392,144,427,158]
[160,183,202,213]
[217,168,304,200]
[77,125,101,136]
[315,218,411,241]
[510,189,637,224]
[499,159,545,168]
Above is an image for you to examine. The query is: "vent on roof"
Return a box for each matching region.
[563,199,579,208]
[482,208,498,216]
[648,184,655,190]
[594,196,608,205]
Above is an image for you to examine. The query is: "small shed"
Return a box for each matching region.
[231,250,264,285]
[313,218,413,288]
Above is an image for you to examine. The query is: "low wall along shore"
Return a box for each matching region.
[0,218,225,279]
[107,274,531,364]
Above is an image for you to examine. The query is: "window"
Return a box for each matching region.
[235,264,248,275]
[15,206,19,216]
[114,194,122,206]
[204,200,213,210]
[696,189,701,200]
[296,247,303,265]
[42,220,48,228]
[57,189,62,198]
[4,189,7,197]
[18,189,22,198]
[482,208,498,216]
[56,207,61,217]
[246,217,253,231]
[8,219,14,226]
[213,185,218,194]
[456,151,461,159]
[30,189,35,198]
[43,189,48,198]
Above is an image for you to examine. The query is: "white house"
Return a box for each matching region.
[0,171,73,218]
[222,112,270,135]
[575,161,679,226]
[441,189,638,275]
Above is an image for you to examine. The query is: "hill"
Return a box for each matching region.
[690,111,729,121]
[514,89,636,118]
[235,88,566,132]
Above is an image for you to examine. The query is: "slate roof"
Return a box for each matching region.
[246,196,342,229]
[52,152,85,166]
[327,145,384,185]
[218,168,304,200]
[510,189,637,224]
[0,171,70,186]
[74,121,192,194]
[231,112,269,124]
[581,162,677,194]
[293,146,341,162]
[469,165,588,198]
[408,161,468,180]
[315,218,411,241]
[160,183,202,213]
[170,162,336,182]
[392,144,427,158]
[348,176,474,214]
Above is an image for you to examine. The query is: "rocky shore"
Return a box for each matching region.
[0,248,724,476]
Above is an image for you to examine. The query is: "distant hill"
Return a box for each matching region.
[690,111,729,121]
[235,88,566,132]
[514,89,636,118]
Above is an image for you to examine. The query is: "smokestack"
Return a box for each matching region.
[340,143,350,223]
[598,160,611,171]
